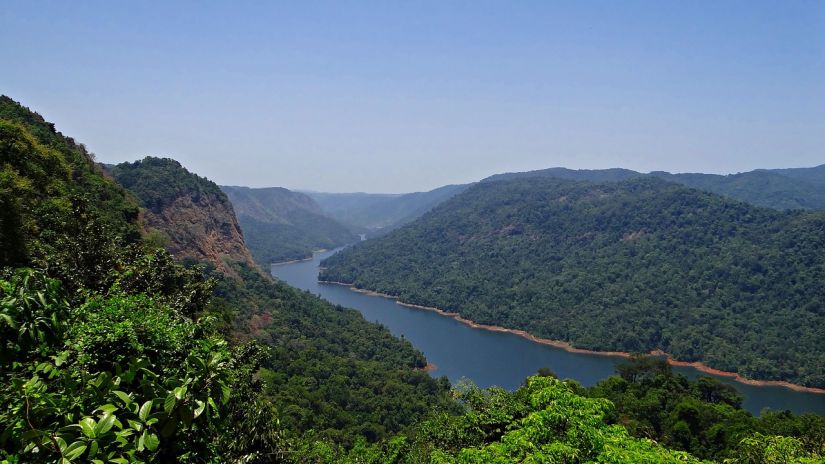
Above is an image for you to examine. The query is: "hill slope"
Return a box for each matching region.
[322,177,825,388]
[109,157,255,274]
[305,183,470,234]
[484,165,825,211]
[109,157,456,443]
[221,185,356,264]
[0,96,457,460]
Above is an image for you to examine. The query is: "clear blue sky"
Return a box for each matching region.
[2,1,823,192]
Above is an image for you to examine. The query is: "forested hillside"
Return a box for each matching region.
[106,156,456,444]
[2,95,821,463]
[322,177,825,388]
[221,185,356,265]
[0,96,286,461]
[484,165,825,210]
[306,183,469,234]
[0,96,454,461]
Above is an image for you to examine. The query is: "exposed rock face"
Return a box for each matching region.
[142,191,255,273]
[109,157,255,275]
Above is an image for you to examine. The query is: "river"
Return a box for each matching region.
[272,248,825,415]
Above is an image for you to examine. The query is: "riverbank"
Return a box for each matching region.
[319,280,825,395]
[270,249,329,267]
[270,256,313,266]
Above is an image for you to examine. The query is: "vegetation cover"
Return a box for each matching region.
[221,185,357,264]
[0,96,453,461]
[322,177,825,388]
[297,362,825,463]
[2,95,822,463]
[103,156,460,444]
[484,165,825,211]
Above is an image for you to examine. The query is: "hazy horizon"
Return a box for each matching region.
[3,1,823,193]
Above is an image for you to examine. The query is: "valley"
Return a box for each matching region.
[275,248,825,415]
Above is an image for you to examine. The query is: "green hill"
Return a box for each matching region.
[0,96,455,461]
[221,185,357,264]
[106,158,455,444]
[321,176,825,388]
[484,165,825,211]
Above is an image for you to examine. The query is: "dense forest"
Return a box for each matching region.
[484,165,825,211]
[2,95,823,462]
[106,157,458,444]
[0,96,454,461]
[221,185,356,265]
[322,177,825,388]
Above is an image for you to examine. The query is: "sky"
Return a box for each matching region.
[2,1,823,193]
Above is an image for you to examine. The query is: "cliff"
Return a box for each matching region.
[109,157,255,274]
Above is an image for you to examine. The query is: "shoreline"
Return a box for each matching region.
[270,249,328,267]
[319,280,825,395]
[270,256,313,266]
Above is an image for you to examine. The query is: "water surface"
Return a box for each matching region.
[272,248,825,415]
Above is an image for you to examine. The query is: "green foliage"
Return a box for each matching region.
[0,97,282,462]
[587,356,825,461]
[322,177,825,388]
[0,269,264,463]
[484,165,825,211]
[723,434,824,464]
[210,262,459,445]
[297,376,717,463]
[108,157,228,214]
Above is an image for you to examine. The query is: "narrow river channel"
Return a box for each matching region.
[272,248,825,415]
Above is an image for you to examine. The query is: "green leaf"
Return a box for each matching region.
[94,412,116,436]
[113,390,132,406]
[127,419,144,432]
[138,400,153,422]
[64,442,87,460]
[173,385,187,400]
[164,393,176,414]
[220,383,231,404]
[144,432,160,451]
[193,400,206,419]
[96,403,117,414]
[79,417,96,438]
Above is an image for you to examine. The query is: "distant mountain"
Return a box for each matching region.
[108,157,256,274]
[305,183,470,234]
[322,176,825,388]
[483,165,825,211]
[220,186,357,265]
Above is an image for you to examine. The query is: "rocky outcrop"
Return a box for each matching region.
[109,157,255,275]
[142,191,255,274]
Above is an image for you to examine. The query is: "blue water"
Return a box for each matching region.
[272,248,825,415]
